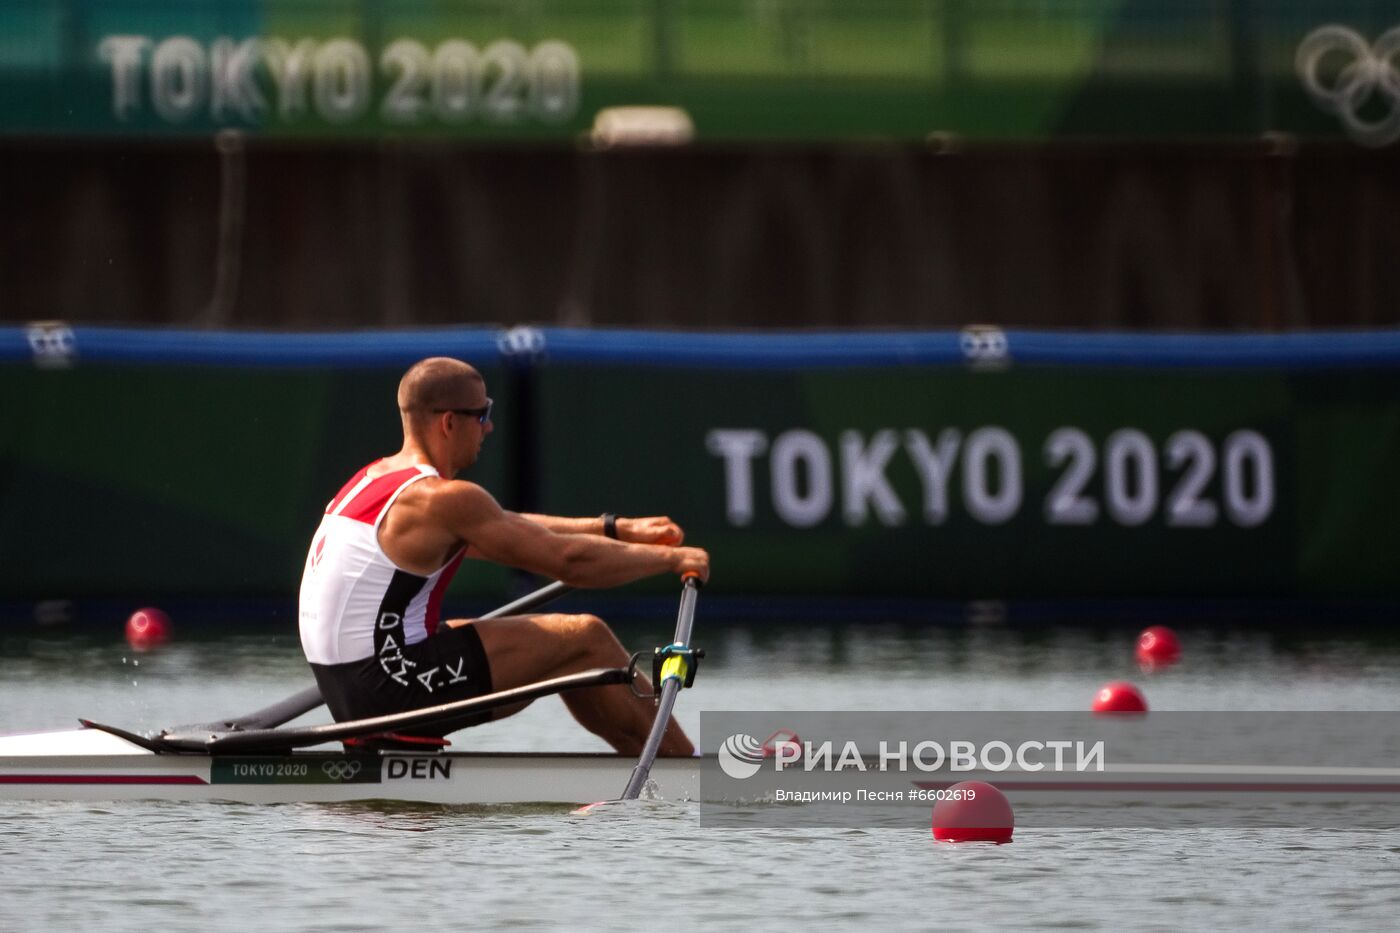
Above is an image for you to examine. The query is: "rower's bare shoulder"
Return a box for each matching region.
[415,477,501,517]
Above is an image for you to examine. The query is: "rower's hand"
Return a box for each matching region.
[620,515,684,546]
[671,546,710,584]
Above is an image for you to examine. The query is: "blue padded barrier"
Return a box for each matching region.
[4,324,1400,370]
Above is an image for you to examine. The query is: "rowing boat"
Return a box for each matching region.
[9,576,1397,818]
[6,726,1400,810]
[0,577,709,807]
[0,726,700,804]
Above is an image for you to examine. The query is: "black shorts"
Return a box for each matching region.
[310,624,495,736]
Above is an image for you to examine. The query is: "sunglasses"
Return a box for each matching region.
[434,398,493,425]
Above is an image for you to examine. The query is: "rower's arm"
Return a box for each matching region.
[519,513,684,545]
[517,514,608,536]
[446,485,707,587]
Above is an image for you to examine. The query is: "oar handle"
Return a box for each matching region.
[670,574,702,646]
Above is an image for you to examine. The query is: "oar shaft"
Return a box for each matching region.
[621,681,681,799]
[621,576,701,800]
[221,684,325,732]
[479,580,572,620]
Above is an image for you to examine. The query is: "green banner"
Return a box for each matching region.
[4,355,1398,601]
[535,365,1400,599]
[1,0,1396,144]
[0,364,511,599]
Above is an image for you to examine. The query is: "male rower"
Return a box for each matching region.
[298,357,707,756]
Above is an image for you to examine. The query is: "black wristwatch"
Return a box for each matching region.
[602,512,619,539]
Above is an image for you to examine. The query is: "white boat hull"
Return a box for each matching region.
[0,728,701,805]
[7,728,1400,814]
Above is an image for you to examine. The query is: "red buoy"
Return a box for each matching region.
[1092,680,1148,714]
[932,781,1014,843]
[1136,625,1181,671]
[125,607,172,650]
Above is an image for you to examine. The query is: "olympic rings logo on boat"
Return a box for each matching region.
[322,760,363,781]
[1297,25,1400,148]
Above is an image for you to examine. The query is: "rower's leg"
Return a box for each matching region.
[448,613,694,757]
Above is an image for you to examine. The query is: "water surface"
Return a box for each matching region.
[3,620,1398,931]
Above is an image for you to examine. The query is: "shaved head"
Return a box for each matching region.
[397,358,484,421]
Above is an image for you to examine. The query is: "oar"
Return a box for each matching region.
[184,579,574,733]
[482,579,572,620]
[621,573,702,800]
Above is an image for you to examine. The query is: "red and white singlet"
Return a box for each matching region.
[298,462,465,668]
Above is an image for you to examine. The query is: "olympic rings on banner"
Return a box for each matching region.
[1297,25,1400,147]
